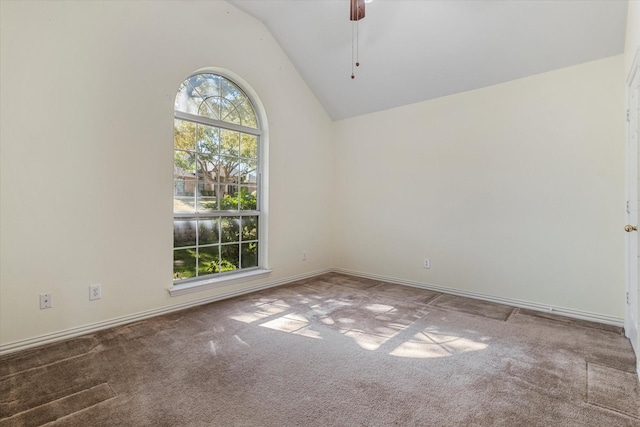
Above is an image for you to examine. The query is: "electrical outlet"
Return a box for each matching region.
[40,293,52,309]
[302,250,307,261]
[89,284,102,301]
[423,258,431,269]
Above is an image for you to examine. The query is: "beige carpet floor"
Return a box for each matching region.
[1,273,639,426]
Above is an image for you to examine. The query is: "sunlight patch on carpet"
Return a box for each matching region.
[292,326,323,339]
[390,329,488,359]
[229,302,289,323]
[365,303,395,313]
[261,315,308,333]
[344,330,390,351]
[257,312,324,340]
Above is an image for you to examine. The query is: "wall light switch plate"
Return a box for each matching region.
[40,293,52,309]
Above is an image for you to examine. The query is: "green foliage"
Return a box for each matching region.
[241,242,258,268]
[219,187,257,211]
[173,215,258,281]
[173,248,196,280]
[208,259,237,274]
[174,120,192,150]
[242,217,258,240]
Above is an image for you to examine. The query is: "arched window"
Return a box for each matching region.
[172,72,264,284]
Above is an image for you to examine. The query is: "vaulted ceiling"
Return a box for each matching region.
[230,0,628,120]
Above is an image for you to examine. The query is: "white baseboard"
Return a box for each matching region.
[0,267,625,356]
[0,268,332,356]
[334,268,625,327]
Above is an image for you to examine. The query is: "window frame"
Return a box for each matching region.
[169,71,270,296]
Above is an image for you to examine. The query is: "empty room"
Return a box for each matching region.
[1,0,639,425]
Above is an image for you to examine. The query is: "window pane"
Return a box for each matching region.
[175,82,199,116]
[241,242,258,268]
[220,157,240,186]
[174,150,196,213]
[221,244,240,271]
[195,153,219,212]
[221,78,241,101]
[198,245,219,275]
[220,130,240,157]
[236,100,257,129]
[196,154,217,181]
[220,79,257,129]
[197,185,218,212]
[204,157,220,182]
[175,75,221,118]
[197,196,218,212]
[174,219,197,248]
[197,124,219,156]
[174,120,196,151]
[199,98,221,120]
[219,98,241,125]
[241,216,258,241]
[174,150,196,173]
[174,249,196,281]
[174,181,195,213]
[220,217,240,243]
[219,186,240,211]
[239,159,257,184]
[199,218,219,245]
[239,187,257,211]
[190,74,221,100]
[240,134,258,159]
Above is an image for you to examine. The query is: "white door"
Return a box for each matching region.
[626,50,640,358]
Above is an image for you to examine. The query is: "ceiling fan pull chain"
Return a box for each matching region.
[356,21,360,68]
[352,21,356,79]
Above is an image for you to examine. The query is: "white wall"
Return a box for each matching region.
[334,56,625,318]
[0,1,334,348]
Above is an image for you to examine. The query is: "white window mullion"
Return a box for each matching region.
[175,111,261,136]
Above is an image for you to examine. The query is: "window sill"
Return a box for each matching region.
[168,269,272,297]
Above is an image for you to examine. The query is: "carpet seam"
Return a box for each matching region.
[426,296,513,322]
[40,396,118,427]
[585,361,640,420]
[584,399,640,420]
[516,310,624,336]
[0,379,108,421]
[335,268,624,326]
[585,360,637,375]
[504,308,518,322]
[425,294,443,305]
[585,359,589,407]
[39,394,118,427]
[0,382,116,425]
[0,352,92,380]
